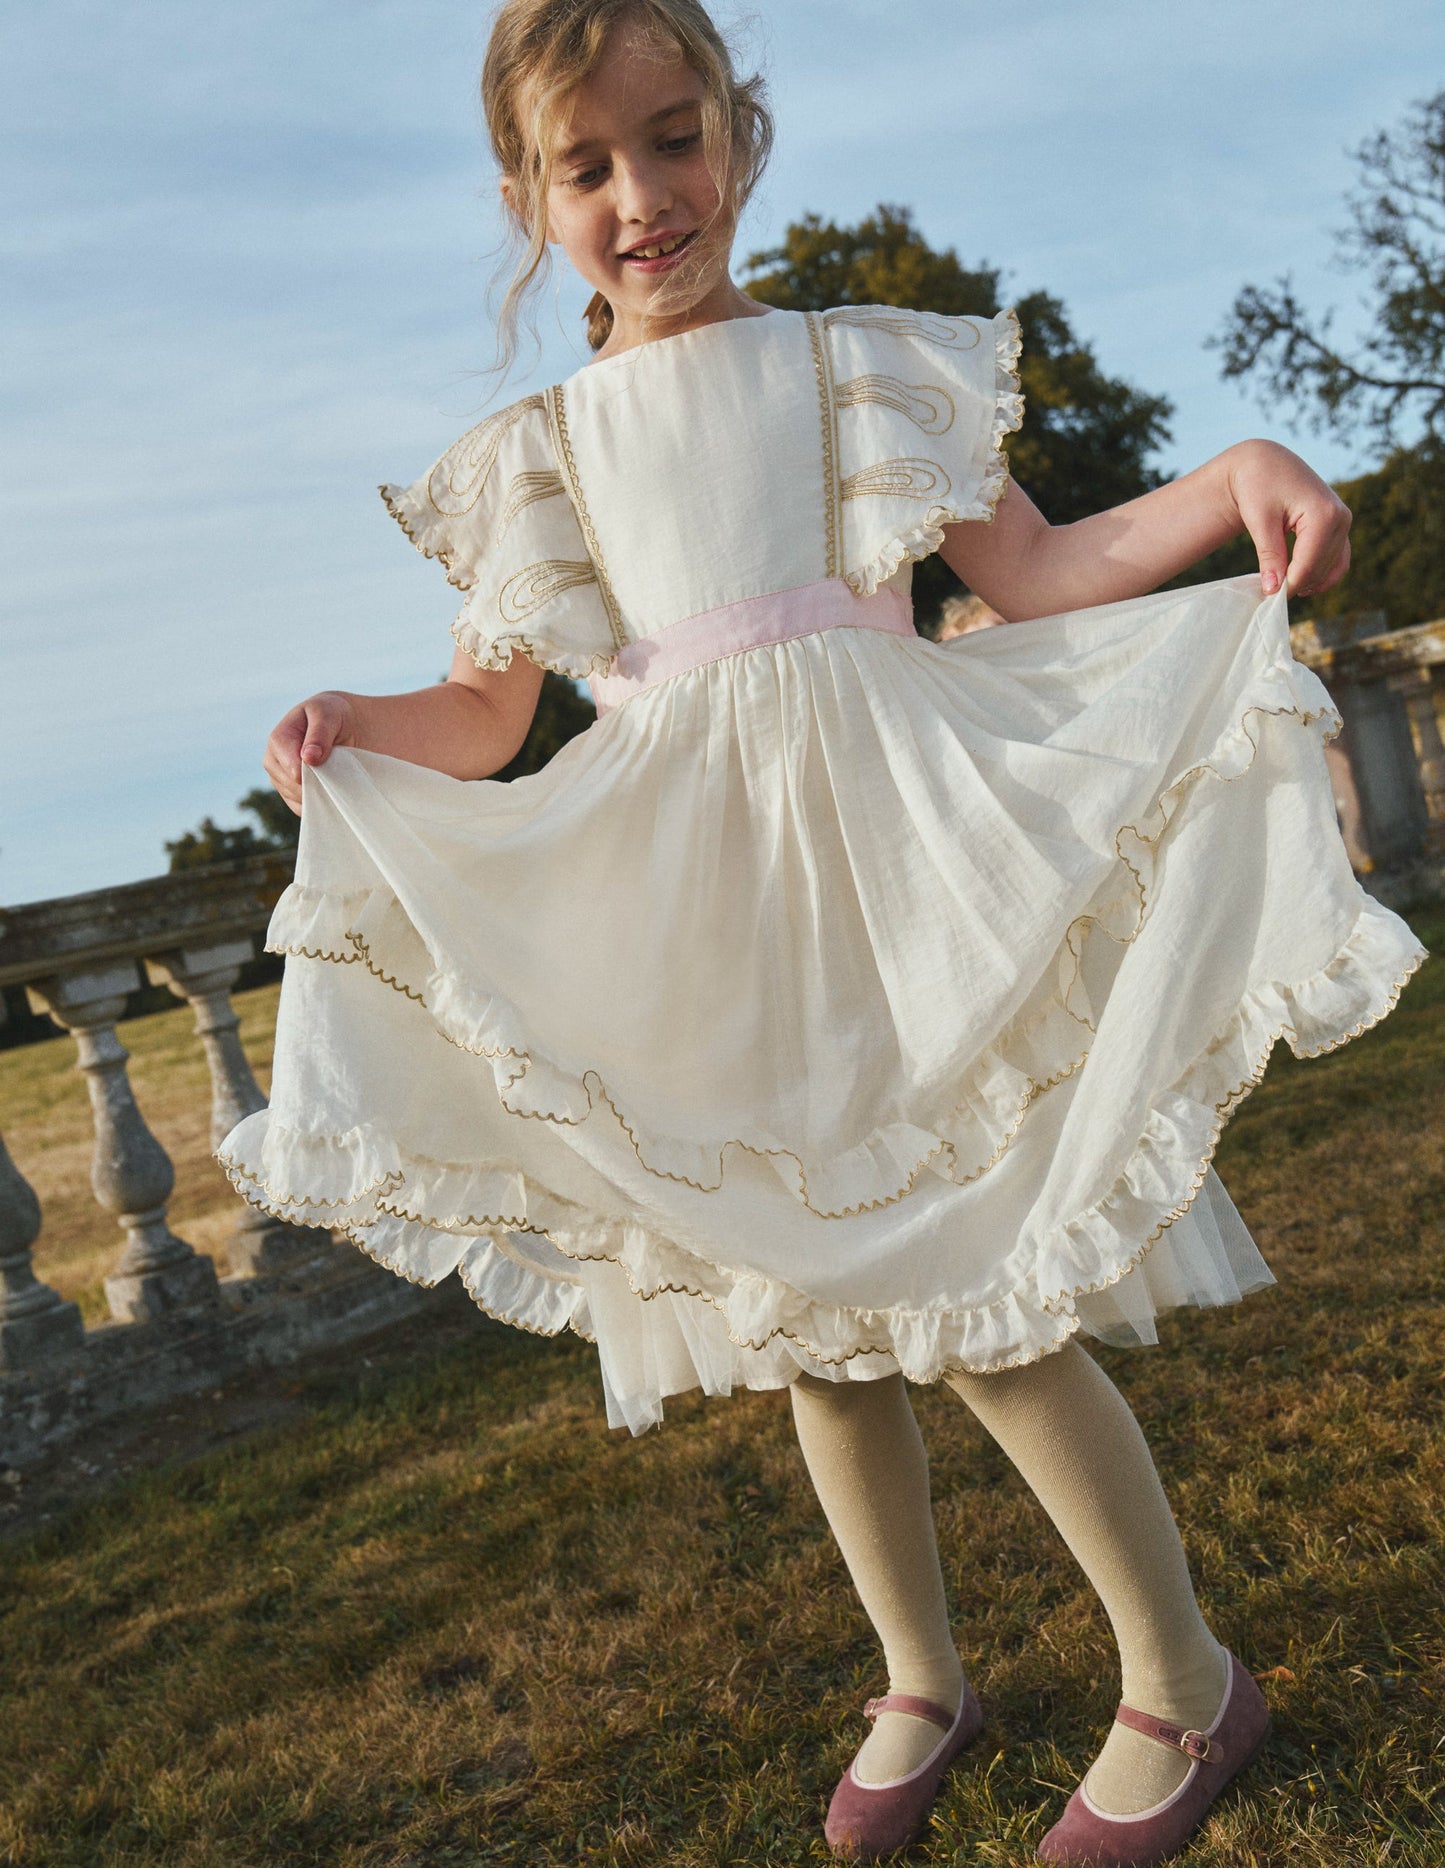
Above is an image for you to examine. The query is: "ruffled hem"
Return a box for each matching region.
[845,307,1025,598]
[260,632,1373,1225]
[267,867,1098,1219]
[222,884,1422,1386]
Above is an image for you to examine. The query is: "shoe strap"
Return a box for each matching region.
[862,1692,959,1732]
[1113,1702,1223,1764]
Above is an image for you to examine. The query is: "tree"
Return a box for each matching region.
[165,675,596,869]
[1214,91,1445,453]
[165,790,296,872]
[743,206,1174,628]
[1298,445,1445,628]
[1213,93,1445,626]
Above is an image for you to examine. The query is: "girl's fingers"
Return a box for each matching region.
[1285,497,1352,598]
[1246,514,1290,596]
[299,699,339,767]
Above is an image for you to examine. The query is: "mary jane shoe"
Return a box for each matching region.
[824,1683,985,1861]
[1036,1650,1270,1866]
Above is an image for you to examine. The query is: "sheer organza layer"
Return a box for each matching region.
[219,576,1424,1431]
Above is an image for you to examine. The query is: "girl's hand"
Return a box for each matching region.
[1227,439,1352,598]
[263,690,358,816]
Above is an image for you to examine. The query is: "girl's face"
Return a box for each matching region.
[530,16,743,346]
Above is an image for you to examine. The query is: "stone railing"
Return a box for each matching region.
[1289,612,1445,896]
[0,854,466,1465]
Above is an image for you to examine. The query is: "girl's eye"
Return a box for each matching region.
[568,164,607,189]
[661,131,701,155]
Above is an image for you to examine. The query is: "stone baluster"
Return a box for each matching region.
[27,966,221,1324]
[1395,666,1445,853]
[0,1131,84,1367]
[145,941,333,1276]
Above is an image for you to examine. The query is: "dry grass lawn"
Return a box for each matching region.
[0,912,1442,1866]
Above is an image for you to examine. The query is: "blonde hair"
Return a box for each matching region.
[482,0,772,367]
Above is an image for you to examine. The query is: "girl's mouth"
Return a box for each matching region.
[619,228,699,273]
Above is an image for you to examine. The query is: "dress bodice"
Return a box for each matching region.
[381,305,1022,677]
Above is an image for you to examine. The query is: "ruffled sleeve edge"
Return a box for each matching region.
[845,307,1025,598]
[378,479,480,595]
[449,606,618,682]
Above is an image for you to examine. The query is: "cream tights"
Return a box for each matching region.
[790,1370,966,1786]
[790,1346,1227,1811]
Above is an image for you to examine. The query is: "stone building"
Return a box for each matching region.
[1288,611,1445,889]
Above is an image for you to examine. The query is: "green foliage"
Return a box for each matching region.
[1214,91,1445,453]
[1308,443,1445,628]
[164,788,297,873]
[743,205,1174,626]
[743,202,1001,320]
[493,670,596,782]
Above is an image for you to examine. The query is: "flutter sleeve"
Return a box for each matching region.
[820,306,1024,596]
[379,391,621,678]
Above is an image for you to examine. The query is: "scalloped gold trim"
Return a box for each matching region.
[805,310,842,580]
[546,383,627,652]
[448,612,617,681]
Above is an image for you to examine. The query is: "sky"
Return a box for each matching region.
[4,0,1443,907]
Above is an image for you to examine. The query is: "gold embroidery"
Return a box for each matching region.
[499,560,598,624]
[805,310,842,579]
[499,468,566,532]
[834,374,956,434]
[841,458,952,502]
[545,383,627,652]
[823,308,983,350]
[426,395,545,516]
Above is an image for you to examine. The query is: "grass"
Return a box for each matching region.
[0,985,281,1322]
[1,914,1443,1865]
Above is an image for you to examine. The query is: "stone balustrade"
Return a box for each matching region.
[0,854,459,1467]
[0,854,309,1344]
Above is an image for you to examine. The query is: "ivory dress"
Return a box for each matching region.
[219,305,1425,1434]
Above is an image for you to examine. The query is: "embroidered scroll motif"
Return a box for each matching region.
[499,560,598,624]
[823,308,982,350]
[426,395,545,516]
[834,374,956,435]
[500,469,566,532]
[840,458,953,502]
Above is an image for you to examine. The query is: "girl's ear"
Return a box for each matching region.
[500,174,560,246]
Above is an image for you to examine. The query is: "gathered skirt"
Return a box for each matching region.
[219,574,1425,1432]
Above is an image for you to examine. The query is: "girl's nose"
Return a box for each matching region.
[614,156,672,228]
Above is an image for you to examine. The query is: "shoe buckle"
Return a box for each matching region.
[1179,1728,1220,1762]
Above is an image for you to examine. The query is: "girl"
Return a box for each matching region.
[221,3,1425,1861]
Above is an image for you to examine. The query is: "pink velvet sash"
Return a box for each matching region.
[588,579,914,716]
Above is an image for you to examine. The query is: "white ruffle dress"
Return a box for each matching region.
[219,305,1425,1433]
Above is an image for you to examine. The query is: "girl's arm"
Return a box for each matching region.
[939,438,1352,622]
[263,649,545,815]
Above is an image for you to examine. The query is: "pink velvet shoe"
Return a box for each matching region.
[824,1684,985,1861]
[1036,1651,1270,1866]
